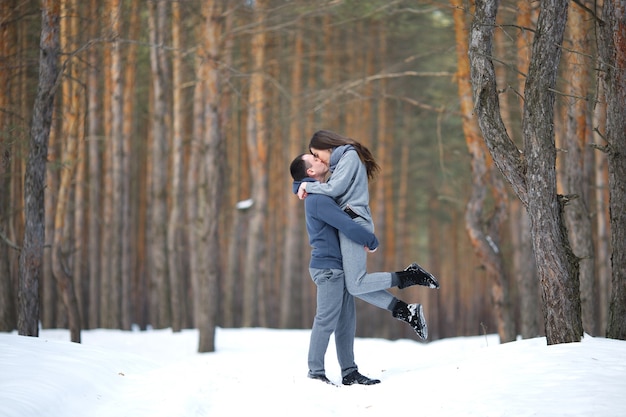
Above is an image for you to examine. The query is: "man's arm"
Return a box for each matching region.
[312,195,378,250]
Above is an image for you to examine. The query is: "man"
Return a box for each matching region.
[290,153,381,386]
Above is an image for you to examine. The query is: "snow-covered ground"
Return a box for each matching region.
[1,327,625,417]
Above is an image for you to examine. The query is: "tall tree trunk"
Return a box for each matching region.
[0,0,18,331]
[18,0,61,337]
[148,0,170,328]
[469,0,583,344]
[168,0,184,333]
[395,107,411,269]
[43,85,59,327]
[71,0,86,330]
[521,0,582,345]
[374,22,395,276]
[243,0,269,328]
[50,0,81,342]
[109,0,123,329]
[512,0,541,339]
[593,75,610,336]
[120,0,139,331]
[562,2,595,335]
[196,0,224,352]
[280,18,304,329]
[99,0,113,328]
[452,0,515,343]
[86,0,101,329]
[51,131,81,342]
[598,0,626,340]
[188,28,204,329]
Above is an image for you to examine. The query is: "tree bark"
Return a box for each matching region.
[99,0,113,328]
[0,0,18,331]
[148,0,171,328]
[562,2,595,335]
[109,0,124,329]
[18,0,61,337]
[452,0,515,343]
[512,0,541,339]
[598,0,626,340]
[168,0,184,333]
[50,0,81,342]
[243,0,269,328]
[188,26,204,329]
[593,73,610,336]
[196,0,224,353]
[71,0,86,332]
[86,0,101,329]
[120,0,140,331]
[469,0,583,344]
[280,17,304,329]
[375,21,396,276]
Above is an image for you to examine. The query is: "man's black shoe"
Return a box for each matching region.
[342,370,381,386]
[308,373,336,386]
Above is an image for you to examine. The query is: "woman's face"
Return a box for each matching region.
[310,147,331,166]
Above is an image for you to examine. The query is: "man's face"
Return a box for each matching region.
[302,154,328,179]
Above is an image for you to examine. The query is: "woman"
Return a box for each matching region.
[297,130,439,339]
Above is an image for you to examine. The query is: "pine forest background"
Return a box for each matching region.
[0,0,619,346]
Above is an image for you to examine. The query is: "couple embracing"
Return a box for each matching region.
[289,129,440,386]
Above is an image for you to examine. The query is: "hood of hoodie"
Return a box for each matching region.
[329,144,355,173]
[292,177,315,194]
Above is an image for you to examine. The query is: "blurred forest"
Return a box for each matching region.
[0,0,618,344]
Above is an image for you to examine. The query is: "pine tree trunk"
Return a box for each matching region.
[375,22,396,276]
[86,0,101,329]
[148,0,171,328]
[188,32,204,329]
[243,0,269,328]
[99,0,113,328]
[197,0,224,353]
[0,0,18,331]
[120,0,140,331]
[562,3,595,335]
[280,18,304,329]
[49,0,81,342]
[469,0,583,344]
[452,0,515,343]
[512,0,541,339]
[18,0,61,337]
[168,0,184,333]
[598,0,626,340]
[71,0,86,330]
[593,80,610,336]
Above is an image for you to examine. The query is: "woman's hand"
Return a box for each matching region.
[297,183,308,200]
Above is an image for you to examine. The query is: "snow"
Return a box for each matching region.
[1,327,625,417]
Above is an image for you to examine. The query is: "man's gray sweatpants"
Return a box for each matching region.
[307,267,358,378]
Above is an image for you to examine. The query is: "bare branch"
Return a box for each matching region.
[0,228,21,251]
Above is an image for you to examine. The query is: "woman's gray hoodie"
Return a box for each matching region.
[304,145,372,223]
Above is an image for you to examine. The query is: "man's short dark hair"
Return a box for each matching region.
[289,153,310,181]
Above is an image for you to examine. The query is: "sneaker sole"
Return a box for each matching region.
[414,304,428,340]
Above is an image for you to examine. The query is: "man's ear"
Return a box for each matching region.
[306,167,314,177]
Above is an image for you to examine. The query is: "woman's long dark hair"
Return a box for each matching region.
[309,130,380,180]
